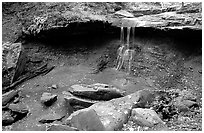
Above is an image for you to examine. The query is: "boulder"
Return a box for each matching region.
[46,124,78,131]
[65,89,152,131]
[2,42,20,87]
[69,83,124,100]
[69,109,105,131]
[2,42,27,84]
[41,92,57,106]
[131,108,165,127]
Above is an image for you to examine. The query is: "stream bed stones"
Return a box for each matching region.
[69,83,125,100]
[64,89,155,131]
[41,92,58,106]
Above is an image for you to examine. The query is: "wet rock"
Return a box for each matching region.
[39,113,64,124]
[46,124,78,131]
[41,92,57,106]
[65,89,152,130]
[131,108,164,127]
[9,103,29,114]
[69,109,105,131]
[2,111,15,126]
[69,83,124,101]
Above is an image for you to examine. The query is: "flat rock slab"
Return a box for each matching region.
[46,124,78,131]
[131,108,164,127]
[65,89,152,131]
[114,10,135,18]
[2,90,19,106]
[41,92,57,106]
[64,93,98,111]
[9,103,29,114]
[69,83,124,100]
[112,11,201,30]
[38,113,64,124]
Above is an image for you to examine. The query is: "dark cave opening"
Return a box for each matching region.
[22,21,201,58]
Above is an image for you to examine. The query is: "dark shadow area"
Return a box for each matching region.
[133,27,202,57]
[23,21,118,51]
[22,22,201,58]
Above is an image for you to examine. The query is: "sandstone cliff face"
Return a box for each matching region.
[2,2,202,42]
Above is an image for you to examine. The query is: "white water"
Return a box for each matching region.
[116,26,135,73]
[120,27,124,44]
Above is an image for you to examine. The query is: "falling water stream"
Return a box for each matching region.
[120,27,124,43]
[116,26,135,74]
[126,27,131,48]
[132,27,135,44]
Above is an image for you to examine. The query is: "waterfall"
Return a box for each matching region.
[120,27,124,44]
[116,26,135,74]
[132,27,135,45]
[126,27,131,48]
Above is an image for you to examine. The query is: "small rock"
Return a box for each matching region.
[47,124,78,131]
[47,86,52,89]
[13,96,20,104]
[2,111,14,126]
[182,100,198,108]
[51,84,57,89]
[198,70,202,74]
[131,108,164,127]
[133,89,155,108]
[41,92,57,106]
[173,96,198,112]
